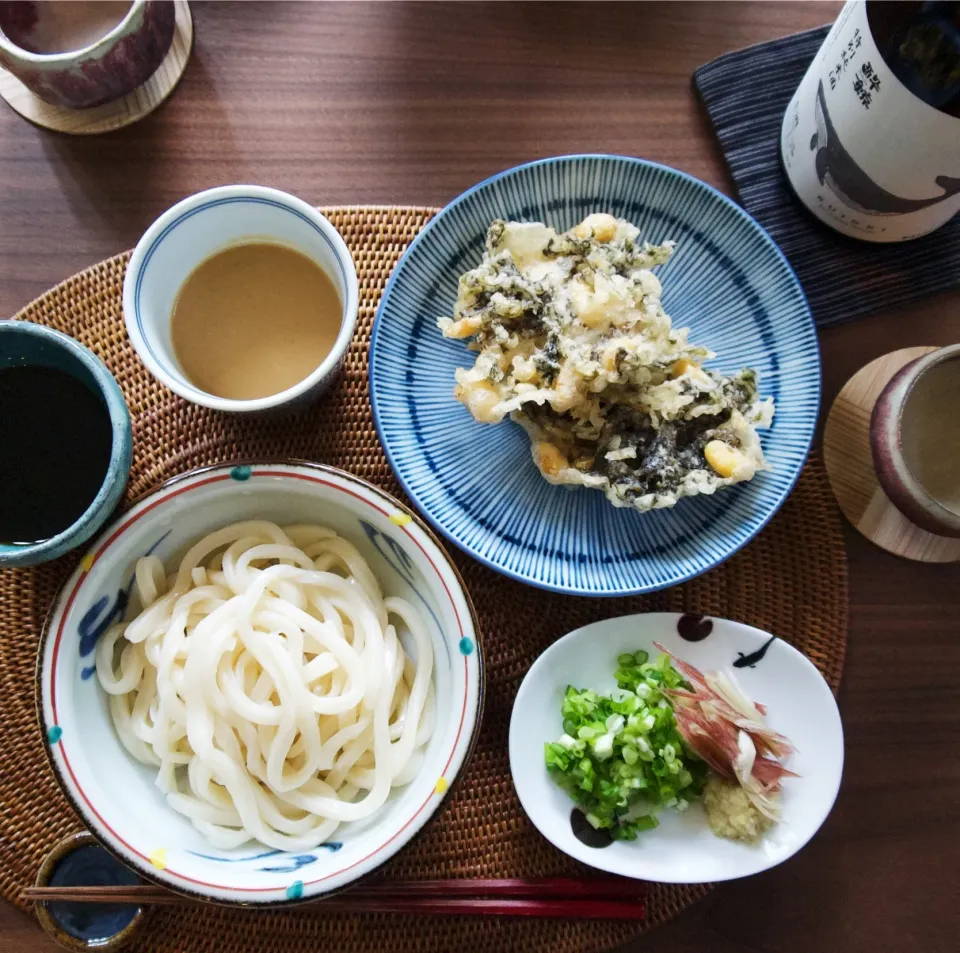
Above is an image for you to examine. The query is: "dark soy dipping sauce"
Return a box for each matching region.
[0,366,112,545]
[677,613,713,642]
[570,809,613,848]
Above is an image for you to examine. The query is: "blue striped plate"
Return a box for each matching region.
[370,156,819,596]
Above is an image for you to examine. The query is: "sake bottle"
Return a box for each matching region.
[781,0,960,241]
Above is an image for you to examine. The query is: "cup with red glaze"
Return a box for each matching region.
[0,0,175,109]
[871,344,960,538]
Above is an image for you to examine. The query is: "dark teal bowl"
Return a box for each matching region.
[0,322,132,568]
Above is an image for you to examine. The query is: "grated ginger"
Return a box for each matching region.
[703,776,773,844]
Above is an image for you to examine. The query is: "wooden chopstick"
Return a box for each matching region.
[24,886,181,906]
[21,878,646,919]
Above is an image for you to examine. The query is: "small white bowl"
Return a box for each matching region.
[123,185,359,413]
[509,613,843,883]
[38,462,482,905]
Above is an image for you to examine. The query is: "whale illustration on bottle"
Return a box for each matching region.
[810,79,960,215]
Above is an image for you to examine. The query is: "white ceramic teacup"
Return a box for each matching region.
[123,185,359,413]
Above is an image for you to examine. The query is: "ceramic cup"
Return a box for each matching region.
[0,321,132,568]
[0,0,175,109]
[123,184,360,414]
[34,831,144,951]
[871,343,960,537]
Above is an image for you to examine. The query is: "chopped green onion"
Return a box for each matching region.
[544,648,707,839]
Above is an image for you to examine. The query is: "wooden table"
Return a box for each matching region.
[1,3,957,951]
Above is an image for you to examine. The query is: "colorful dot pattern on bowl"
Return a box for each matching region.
[149,848,167,870]
[434,777,448,795]
[46,725,63,744]
[458,637,474,655]
[230,465,252,482]
[286,880,304,900]
[389,512,413,526]
[79,554,95,573]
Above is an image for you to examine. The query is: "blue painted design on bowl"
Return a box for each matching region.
[187,848,284,864]
[259,852,328,873]
[359,518,416,582]
[359,518,446,643]
[78,588,131,659]
[0,323,133,568]
[47,843,141,942]
[458,637,474,656]
[230,465,253,481]
[370,155,820,596]
[77,531,170,671]
[47,725,63,744]
[186,843,342,873]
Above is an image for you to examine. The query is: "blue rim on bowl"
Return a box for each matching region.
[0,321,132,568]
[369,155,820,596]
[37,461,483,905]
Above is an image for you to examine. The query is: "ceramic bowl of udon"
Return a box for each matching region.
[370,155,820,596]
[37,462,482,905]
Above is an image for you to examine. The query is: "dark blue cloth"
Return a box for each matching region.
[694,27,960,328]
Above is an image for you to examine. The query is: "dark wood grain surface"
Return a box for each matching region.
[1,3,958,952]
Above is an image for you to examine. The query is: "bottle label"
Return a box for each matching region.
[781,0,960,242]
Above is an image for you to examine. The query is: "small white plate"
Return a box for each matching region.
[508,613,843,883]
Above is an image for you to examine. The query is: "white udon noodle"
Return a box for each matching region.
[95,520,435,852]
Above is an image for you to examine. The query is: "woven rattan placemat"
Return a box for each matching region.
[0,206,848,953]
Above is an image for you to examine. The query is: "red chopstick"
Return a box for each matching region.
[364,877,645,900]
[320,896,645,919]
[21,877,646,919]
